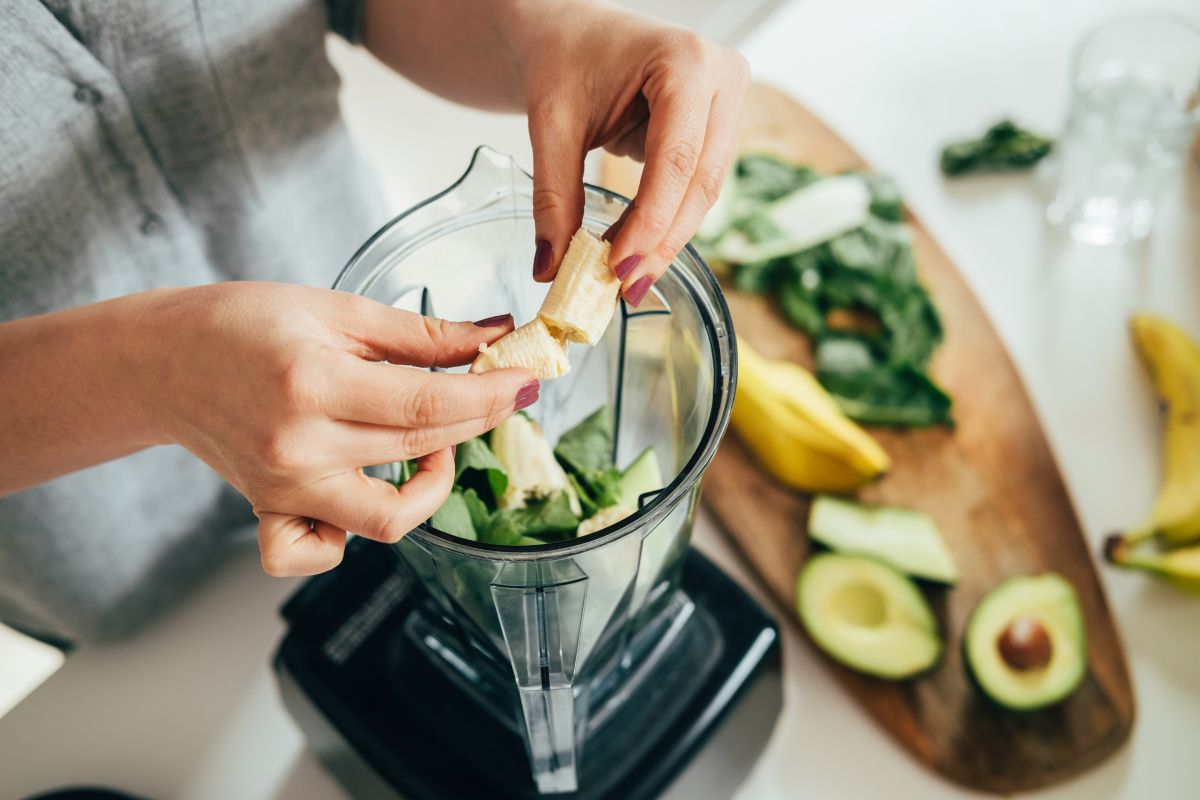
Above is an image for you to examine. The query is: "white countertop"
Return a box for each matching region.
[2,0,1198,797]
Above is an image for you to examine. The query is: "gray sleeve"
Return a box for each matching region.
[326,0,366,43]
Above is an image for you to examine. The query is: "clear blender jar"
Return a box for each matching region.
[332,147,736,794]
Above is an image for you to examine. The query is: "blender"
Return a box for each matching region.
[273,147,782,798]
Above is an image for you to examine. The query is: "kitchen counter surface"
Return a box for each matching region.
[2,0,1198,798]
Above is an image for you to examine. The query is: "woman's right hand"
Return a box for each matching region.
[137,282,535,577]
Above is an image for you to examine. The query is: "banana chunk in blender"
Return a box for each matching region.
[470,227,621,377]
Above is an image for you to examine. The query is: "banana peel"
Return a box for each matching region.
[731,338,890,492]
[1104,534,1200,597]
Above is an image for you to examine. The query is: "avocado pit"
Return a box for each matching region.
[997,615,1052,671]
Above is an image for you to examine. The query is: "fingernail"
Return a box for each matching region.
[515,380,540,410]
[624,275,653,307]
[614,254,641,280]
[473,313,512,327]
[532,240,554,281]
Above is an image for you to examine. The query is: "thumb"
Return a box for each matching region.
[291,448,456,545]
[529,105,586,283]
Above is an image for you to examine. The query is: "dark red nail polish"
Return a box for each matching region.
[624,275,653,307]
[614,254,641,280]
[473,313,512,327]
[533,240,554,280]
[515,380,540,410]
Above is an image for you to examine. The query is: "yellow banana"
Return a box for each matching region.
[732,338,890,492]
[1126,314,1200,547]
[1105,534,1200,597]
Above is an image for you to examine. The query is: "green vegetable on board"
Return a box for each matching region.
[698,154,953,427]
[939,119,1054,177]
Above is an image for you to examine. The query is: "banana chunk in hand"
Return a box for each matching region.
[471,317,570,379]
[539,228,621,346]
[469,226,622,379]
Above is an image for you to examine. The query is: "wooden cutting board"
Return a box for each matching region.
[601,84,1135,795]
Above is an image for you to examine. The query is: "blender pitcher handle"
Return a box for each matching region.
[491,567,588,794]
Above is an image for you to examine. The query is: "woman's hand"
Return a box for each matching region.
[516,3,749,304]
[138,283,535,576]
[361,0,747,301]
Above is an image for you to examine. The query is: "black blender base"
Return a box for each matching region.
[274,540,782,800]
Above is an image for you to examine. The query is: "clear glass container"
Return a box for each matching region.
[332,147,736,794]
[1047,14,1200,244]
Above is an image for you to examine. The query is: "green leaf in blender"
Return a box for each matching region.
[554,407,614,475]
[483,491,581,545]
[430,489,479,541]
[939,119,1054,177]
[462,488,492,534]
[454,437,508,506]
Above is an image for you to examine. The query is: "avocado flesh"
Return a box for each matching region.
[808,495,959,584]
[796,553,941,679]
[965,573,1087,711]
[614,447,663,510]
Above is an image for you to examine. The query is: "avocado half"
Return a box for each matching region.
[964,573,1087,711]
[796,552,941,679]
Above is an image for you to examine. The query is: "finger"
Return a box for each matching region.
[328,359,535,428]
[295,448,455,545]
[528,102,587,282]
[258,513,347,577]
[603,117,649,163]
[340,297,516,366]
[623,88,743,301]
[608,79,713,295]
[333,382,539,465]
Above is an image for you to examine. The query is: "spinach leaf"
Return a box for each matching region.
[878,285,943,368]
[430,489,478,541]
[846,170,906,222]
[736,155,821,203]
[731,259,777,294]
[554,407,614,477]
[940,120,1053,177]
[818,363,953,427]
[482,491,580,546]
[454,437,508,506]
[567,474,598,517]
[778,277,825,336]
[461,488,492,535]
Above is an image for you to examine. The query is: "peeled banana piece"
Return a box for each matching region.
[538,228,621,346]
[469,227,621,379]
[731,337,890,492]
[490,413,583,515]
[471,317,569,379]
[577,504,634,537]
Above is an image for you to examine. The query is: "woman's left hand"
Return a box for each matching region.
[515,2,750,305]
